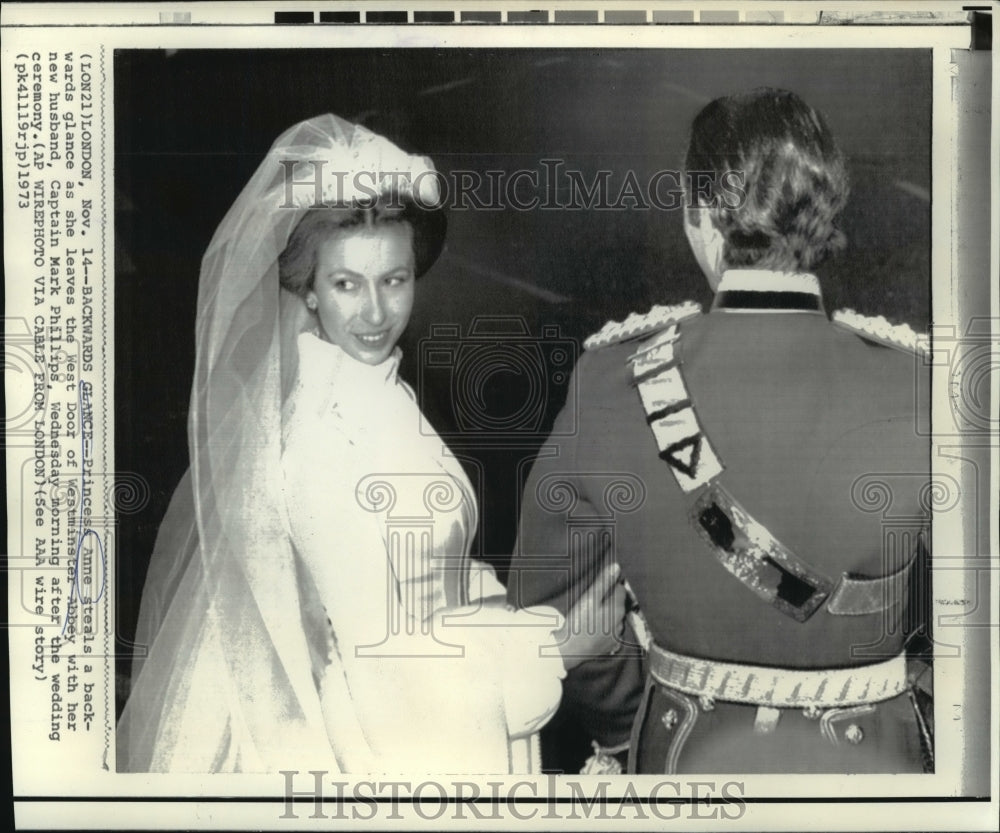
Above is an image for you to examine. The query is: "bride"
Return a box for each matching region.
[117,114,624,774]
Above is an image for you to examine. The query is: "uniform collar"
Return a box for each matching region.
[712,269,825,315]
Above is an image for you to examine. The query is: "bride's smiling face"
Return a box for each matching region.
[307,222,416,366]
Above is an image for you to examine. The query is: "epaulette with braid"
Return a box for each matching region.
[832,309,929,356]
[583,301,702,351]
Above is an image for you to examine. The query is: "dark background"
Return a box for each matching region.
[114,48,931,768]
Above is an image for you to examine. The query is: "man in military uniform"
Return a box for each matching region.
[509,88,931,774]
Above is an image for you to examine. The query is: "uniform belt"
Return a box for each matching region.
[648,643,908,709]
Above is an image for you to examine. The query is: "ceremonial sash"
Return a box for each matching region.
[629,322,910,622]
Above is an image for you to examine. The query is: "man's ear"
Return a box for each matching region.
[684,206,727,290]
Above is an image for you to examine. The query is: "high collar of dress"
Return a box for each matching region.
[711,269,825,315]
[296,331,402,396]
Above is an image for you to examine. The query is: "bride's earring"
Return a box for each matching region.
[305,294,323,338]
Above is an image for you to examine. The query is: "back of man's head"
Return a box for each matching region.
[685,87,850,273]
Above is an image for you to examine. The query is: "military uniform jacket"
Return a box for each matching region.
[509,269,931,773]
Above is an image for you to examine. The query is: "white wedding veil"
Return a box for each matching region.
[118,114,443,772]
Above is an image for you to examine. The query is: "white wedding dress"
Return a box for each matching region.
[280,332,565,773]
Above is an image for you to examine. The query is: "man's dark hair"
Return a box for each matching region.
[685,87,850,271]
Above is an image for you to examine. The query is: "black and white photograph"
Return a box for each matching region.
[114,45,942,777]
[3,4,995,830]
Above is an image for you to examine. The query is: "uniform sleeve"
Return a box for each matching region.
[508,357,644,751]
